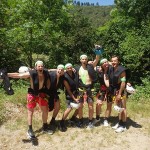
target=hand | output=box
[116,94,121,101]
[97,99,103,105]
[75,98,79,103]
[72,68,76,73]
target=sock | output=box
[28,125,32,130]
[96,115,100,120]
[89,119,93,123]
[122,121,126,128]
[70,116,76,121]
[50,117,55,124]
[119,120,123,126]
[79,118,83,124]
[104,117,108,121]
[60,120,65,126]
[43,123,48,129]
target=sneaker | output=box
[112,123,119,129]
[87,122,94,129]
[103,120,109,127]
[114,105,124,113]
[115,126,126,133]
[93,118,100,125]
[59,121,67,132]
[42,127,53,135]
[27,129,36,139]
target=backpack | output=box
[0,68,14,95]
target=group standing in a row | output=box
[8,45,131,140]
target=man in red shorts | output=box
[8,61,52,139]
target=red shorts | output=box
[27,93,48,109]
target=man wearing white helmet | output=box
[8,60,52,139]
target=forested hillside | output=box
[71,6,114,28]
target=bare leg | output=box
[62,108,72,120]
[121,98,127,122]
[88,102,94,120]
[52,100,60,118]
[78,103,83,119]
[96,100,103,117]
[40,105,48,123]
[105,102,112,118]
[27,108,34,125]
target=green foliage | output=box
[97,0,150,83]
[129,77,150,102]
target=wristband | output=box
[120,77,126,82]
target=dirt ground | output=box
[0,102,150,150]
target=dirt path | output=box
[0,103,150,150]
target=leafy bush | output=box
[129,77,150,102]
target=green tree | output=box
[5,0,69,68]
[97,0,150,83]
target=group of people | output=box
[7,45,133,140]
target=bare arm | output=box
[7,72,30,79]
[118,71,126,95]
[48,69,57,72]
[92,55,100,68]
[103,67,109,87]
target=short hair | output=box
[111,55,120,62]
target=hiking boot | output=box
[114,105,124,113]
[103,120,109,127]
[93,118,100,126]
[112,123,119,130]
[76,121,84,128]
[115,126,126,133]
[27,129,36,139]
[59,121,67,132]
[87,122,94,129]
[42,126,53,135]
[68,117,77,126]
[49,120,57,131]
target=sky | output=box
[77,0,114,6]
